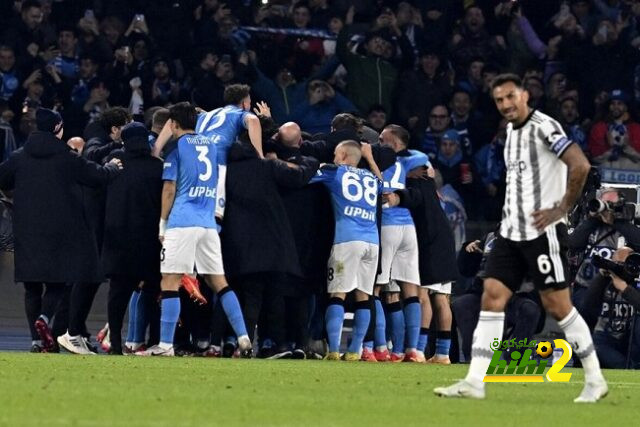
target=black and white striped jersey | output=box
[499,110,573,242]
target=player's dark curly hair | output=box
[491,73,523,91]
[224,84,251,105]
[169,102,197,131]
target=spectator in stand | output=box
[48,26,79,81]
[419,104,450,158]
[336,7,414,115]
[366,105,388,133]
[432,129,482,221]
[143,57,182,108]
[282,2,325,78]
[474,119,506,221]
[0,46,20,102]
[558,96,589,153]
[289,79,356,135]
[396,48,453,141]
[449,88,483,158]
[524,75,545,110]
[457,57,485,99]
[3,1,54,65]
[588,90,640,169]
[449,6,506,78]
[192,52,250,112]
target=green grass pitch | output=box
[1,353,638,426]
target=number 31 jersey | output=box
[162,133,218,230]
[311,164,382,245]
[381,150,429,226]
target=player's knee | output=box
[384,292,400,304]
[481,279,511,311]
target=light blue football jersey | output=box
[311,164,381,245]
[381,150,429,226]
[195,105,251,165]
[162,133,218,230]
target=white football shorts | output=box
[161,227,224,275]
[327,241,379,295]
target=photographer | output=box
[583,247,640,369]
[569,188,640,315]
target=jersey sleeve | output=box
[406,150,431,170]
[309,164,337,184]
[162,148,179,181]
[241,111,254,129]
[540,119,573,158]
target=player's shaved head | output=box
[335,139,362,166]
[279,122,302,148]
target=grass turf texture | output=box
[0,353,638,426]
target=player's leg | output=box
[384,289,405,361]
[435,235,521,398]
[138,228,195,356]
[196,228,251,356]
[418,287,432,359]
[345,290,371,360]
[325,242,357,360]
[534,225,606,402]
[427,286,453,364]
[374,227,400,358]
[345,242,378,361]
[540,287,607,402]
[393,225,422,360]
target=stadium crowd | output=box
[0,0,640,368]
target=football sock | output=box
[348,301,371,354]
[159,291,180,348]
[374,297,387,350]
[435,330,452,357]
[418,328,429,353]
[387,301,405,354]
[218,287,248,338]
[325,298,345,353]
[558,307,605,383]
[133,289,147,343]
[403,297,420,351]
[125,291,140,343]
[363,341,373,349]
[465,311,504,386]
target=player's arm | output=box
[246,115,264,159]
[152,120,173,158]
[159,180,176,242]
[361,143,383,181]
[532,136,590,230]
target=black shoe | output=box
[222,341,236,358]
[257,347,275,359]
[30,343,44,353]
[108,348,123,356]
[239,348,253,359]
[291,348,306,359]
[83,336,98,353]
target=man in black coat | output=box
[102,122,163,354]
[0,108,122,353]
[386,170,459,363]
[66,106,132,349]
[222,141,319,356]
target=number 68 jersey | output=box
[311,164,382,245]
[162,133,219,230]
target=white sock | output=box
[558,307,605,384]
[465,311,505,386]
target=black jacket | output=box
[396,176,459,284]
[101,139,163,280]
[0,131,120,283]
[222,143,319,278]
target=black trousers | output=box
[107,277,140,353]
[23,282,67,340]
[236,273,285,346]
[68,282,101,337]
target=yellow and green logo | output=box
[483,339,572,383]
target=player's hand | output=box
[407,166,430,180]
[465,240,482,253]
[360,142,374,160]
[611,273,629,292]
[253,101,271,118]
[109,158,123,169]
[383,192,400,207]
[531,205,565,231]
